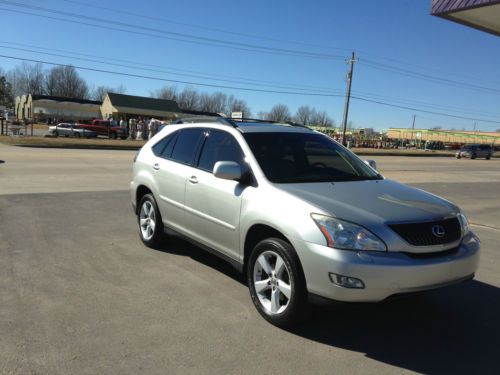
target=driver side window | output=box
[197,130,244,173]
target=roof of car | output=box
[235,123,313,133]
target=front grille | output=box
[402,247,459,259]
[389,218,461,246]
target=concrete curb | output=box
[13,144,141,151]
[6,143,499,158]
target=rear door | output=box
[183,129,247,260]
[153,128,205,232]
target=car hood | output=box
[276,179,458,226]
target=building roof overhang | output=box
[432,0,500,36]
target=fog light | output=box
[329,273,365,289]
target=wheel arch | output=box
[136,185,153,214]
[243,224,306,284]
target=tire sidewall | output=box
[247,238,307,327]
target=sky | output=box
[1,0,499,132]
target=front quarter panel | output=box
[239,184,327,261]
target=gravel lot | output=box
[1,144,499,374]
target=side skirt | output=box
[163,226,244,273]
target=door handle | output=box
[152,163,160,170]
[188,176,198,184]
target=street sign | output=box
[231,111,243,120]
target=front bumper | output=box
[294,232,480,302]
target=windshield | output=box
[243,132,382,183]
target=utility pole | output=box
[341,51,356,146]
[411,114,416,147]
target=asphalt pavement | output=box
[1,145,499,374]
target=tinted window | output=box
[243,132,381,183]
[198,130,244,172]
[152,132,178,157]
[170,129,204,164]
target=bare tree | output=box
[256,111,267,120]
[152,85,178,101]
[45,65,88,98]
[295,105,314,125]
[90,84,126,101]
[311,110,334,127]
[210,92,228,114]
[177,86,199,110]
[7,62,45,97]
[198,92,213,112]
[226,95,251,117]
[267,104,291,122]
[0,74,14,108]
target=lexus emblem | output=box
[432,225,446,238]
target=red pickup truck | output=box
[76,119,127,139]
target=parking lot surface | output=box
[1,144,499,374]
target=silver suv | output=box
[131,119,480,326]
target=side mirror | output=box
[364,159,377,170]
[213,161,242,181]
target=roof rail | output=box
[229,117,310,130]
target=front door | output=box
[183,129,247,261]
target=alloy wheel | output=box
[139,201,156,241]
[253,250,292,315]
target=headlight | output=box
[311,214,387,251]
[458,212,469,236]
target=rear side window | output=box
[152,132,178,158]
[170,128,205,165]
[198,130,244,172]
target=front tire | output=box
[137,194,165,248]
[247,238,308,327]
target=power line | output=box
[5,41,496,118]
[347,90,500,118]
[0,40,338,92]
[0,1,345,61]
[57,0,353,54]
[3,53,499,124]
[0,54,347,97]
[0,44,344,94]
[56,0,500,89]
[5,0,499,97]
[360,59,500,95]
[351,96,500,124]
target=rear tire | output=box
[247,238,308,327]
[137,194,165,248]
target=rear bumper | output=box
[294,231,480,302]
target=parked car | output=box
[130,119,480,327]
[76,119,127,139]
[47,123,97,138]
[456,144,492,159]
